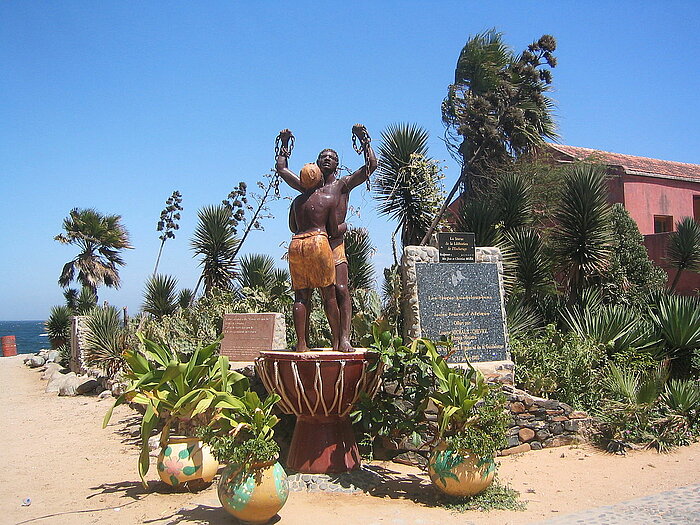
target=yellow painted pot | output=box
[156,436,219,487]
[428,441,495,497]
[218,460,289,525]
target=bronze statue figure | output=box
[276,125,377,352]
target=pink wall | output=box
[623,175,700,235]
[644,233,700,295]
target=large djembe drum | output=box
[255,349,383,474]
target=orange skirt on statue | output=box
[288,231,336,290]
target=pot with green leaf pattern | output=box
[157,436,219,487]
[218,458,288,524]
[428,440,495,497]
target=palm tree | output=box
[666,217,700,291]
[551,164,612,303]
[374,123,444,256]
[191,205,239,295]
[55,208,133,299]
[142,274,178,317]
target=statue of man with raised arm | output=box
[276,125,377,352]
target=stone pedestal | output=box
[255,350,382,474]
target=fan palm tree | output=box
[191,205,239,295]
[142,274,178,318]
[55,208,133,299]
[666,217,700,291]
[551,164,612,303]
[374,123,444,254]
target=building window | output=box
[654,215,673,233]
[694,195,700,222]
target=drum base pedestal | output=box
[287,415,360,474]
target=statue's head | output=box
[300,163,323,190]
[316,149,339,175]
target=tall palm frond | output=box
[191,205,239,294]
[374,123,444,248]
[344,227,376,291]
[666,217,700,291]
[551,164,612,301]
[142,274,178,318]
[55,208,133,298]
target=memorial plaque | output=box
[438,232,475,263]
[220,313,283,362]
[416,262,507,363]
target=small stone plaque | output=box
[416,262,507,362]
[221,313,284,362]
[438,232,475,263]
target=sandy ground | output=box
[1,355,699,525]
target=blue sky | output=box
[1,2,699,320]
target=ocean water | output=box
[0,320,48,355]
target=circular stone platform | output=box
[286,466,382,493]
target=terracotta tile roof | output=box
[546,144,700,181]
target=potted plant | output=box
[425,341,509,497]
[103,333,248,488]
[198,390,289,525]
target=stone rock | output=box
[536,430,552,441]
[510,401,526,413]
[507,435,520,448]
[76,378,99,394]
[544,435,578,448]
[546,409,564,416]
[41,363,63,380]
[46,372,71,393]
[551,415,568,422]
[569,410,588,419]
[500,443,531,456]
[530,441,543,451]
[111,382,126,397]
[97,389,112,400]
[46,350,60,363]
[518,428,536,442]
[27,356,46,368]
[58,373,81,396]
[563,419,580,432]
[552,423,564,435]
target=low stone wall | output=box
[499,384,593,455]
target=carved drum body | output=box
[255,350,382,474]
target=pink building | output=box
[546,144,700,294]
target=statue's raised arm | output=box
[275,129,304,192]
[343,124,378,193]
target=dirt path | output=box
[1,355,698,525]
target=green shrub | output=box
[511,324,606,411]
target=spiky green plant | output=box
[666,217,700,291]
[142,274,178,318]
[374,123,444,250]
[648,294,700,376]
[456,199,502,247]
[345,227,376,291]
[505,228,552,303]
[551,164,613,302]
[495,172,533,232]
[191,205,239,294]
[177,288,195,309]
[46,305,72,349]
[75,286,97,314]
[83,306,130,377]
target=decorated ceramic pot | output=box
[428,441,495,497]
[156,436,219,487]
[218,460,289,524]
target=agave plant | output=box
[142,274,178,318]
[648,294,700,376]
[662,378,700,425]
[76,286,97,314]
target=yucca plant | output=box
[456,199,502,247]
[178,288,195,309]
[666,217,700,291]
[46,305,72,351]
[551,164,613,303]
[83,306,130,378]
[103,333,249,486]
[662,379,700,426]
[495,172,533,232]
[142,274,178,318]
[648,294,700,376]
[191,205,240,295]
[505,228,553,303]
[76,286,97,314]
[345,227,376,292]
